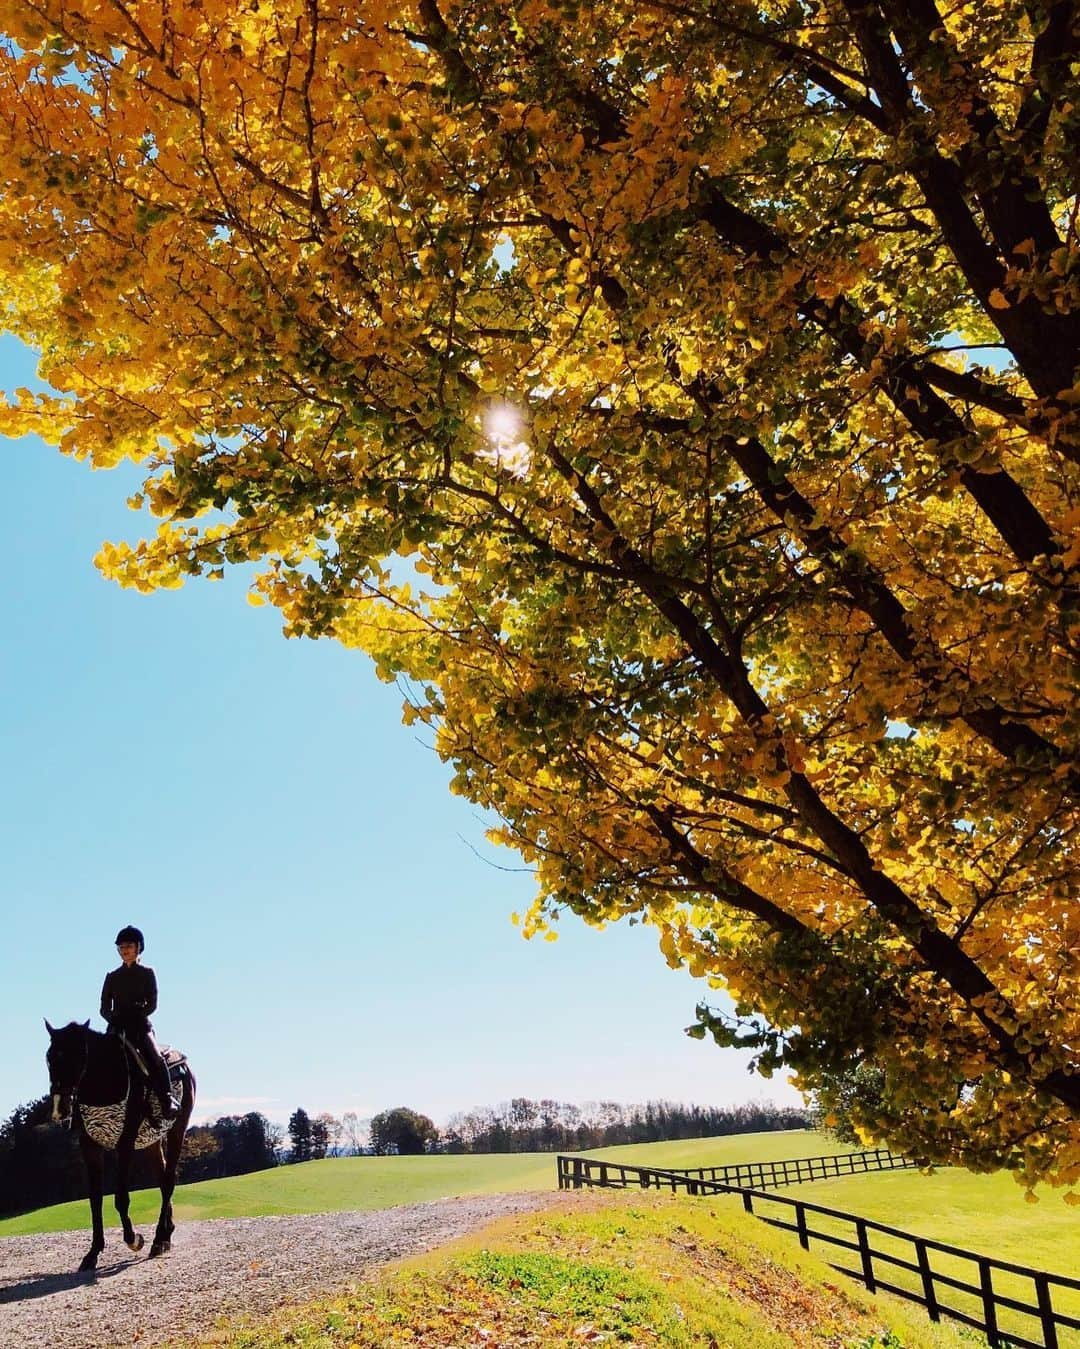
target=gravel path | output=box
[0,1191,565,1348]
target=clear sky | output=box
[0,332,803,1130]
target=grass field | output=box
[769,1165,1080,1347]
[183,1190,975,1349]
[580,1129,856,1167]
[7,1130,1079,1345]
[5,1127,1078,1337]
[0,1129,840,1238]
[0,1151,556,1236]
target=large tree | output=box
[369,1107,439,1156]
[0,0,1077,1189]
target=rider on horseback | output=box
[100,926,178,1120]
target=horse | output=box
[45,1019,196,1271]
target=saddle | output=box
[115,1033,188,1088]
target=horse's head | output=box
[45,1019,90,1127]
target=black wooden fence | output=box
[558,1146,915,1192]
[556,1153,1080,1349]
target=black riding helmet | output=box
[115,925,145,954]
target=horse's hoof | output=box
[126,1234,144,1252]
[78,1254,99,1272]
[149,1241,170,1258]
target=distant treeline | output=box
[0,1094,808,1217]
[0,1097,285,1218]
[440,1098,810,1154]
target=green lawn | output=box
[0,1130,842,1238]
[769,1165,1080,1347]
[775,1165,1080,1277]
[0,1151,558,1236]
[5,1130,1078,1344]
[580,1128,854,1168]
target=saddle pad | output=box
[79,1101,174,1151]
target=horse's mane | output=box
[51,1020,102,1038]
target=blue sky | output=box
[0,333,802,1129]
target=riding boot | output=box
[142,1036,178,1119]
[154,1061,178,1119]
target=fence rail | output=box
[556,1147,913,1194]
[555,1153,1080,1349]
[661,1146,915,1190]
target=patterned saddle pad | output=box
[79,1045,188,1149]
[79,1096,177,1150]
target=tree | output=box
[340,1111,370,1156]
[310,1115,330,1160]
[287,1108,313,1164]
[810,1062,889,1149]
[0,1097,83,1216]
[0,0,1077,1190]
[370,1108,439,1156]
[315,1112,344,1157]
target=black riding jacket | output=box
[100,962,158,1031]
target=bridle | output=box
[47,1026,89,1129]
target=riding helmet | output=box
[115,925,145,953]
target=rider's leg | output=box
[133,1028,177,1118]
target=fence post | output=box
[856,1220,876,1293]
[743,1191,754,1214]
[796,1202,809,1251]
[979,1259,999,1346]
[1035,1272,1058,1349]
[573,1157,584,1189]
[915,1240,939,1321]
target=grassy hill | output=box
[5,1129,1078,1315]
[0,1151,555,1236]
[776,1164,1080,1282]
[182,1191,974,1349]
[0,1129,840,1237]
[7,1131,1078,1345]
[579,1128,855,1167]
[772,1164,1080,1346]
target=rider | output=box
[100,926,178,1120]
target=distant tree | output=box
[315,1113,343,1158]
[177,1126,223,1183]
[266,1117,286,1162]
[178,1113,278,1181]
[0,1096,82,1216]
[287,1108,313,1164]
[340,1112,369,1157]
[310,1116,330,1161]
[236,1112,279,1172]
[370,1108,439,1156]
[430,1097,808,1154]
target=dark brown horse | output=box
[45,1020,196,1271]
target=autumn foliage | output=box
[1,0,1078,1187]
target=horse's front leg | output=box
[78,1135,106,1272]
[152,1067,192,1257]
[148,1139,173,1257]
[114,1133,145,1253]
